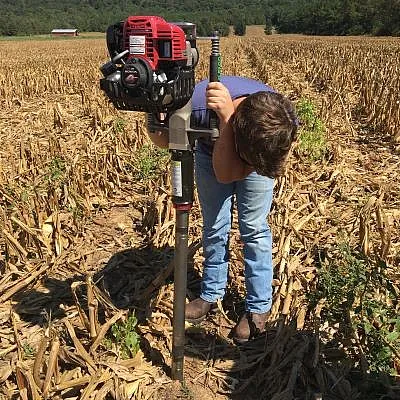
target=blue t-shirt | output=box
[191,75,275,128]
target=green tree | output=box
[233,18,246,36]
[0,14,19,36]
[0,0,399,37]
[265,13,273,35]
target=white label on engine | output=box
[129,36,146,54]
[171,161,183,197]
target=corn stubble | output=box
[0,36,399,399]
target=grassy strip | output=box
[0,32,104,41]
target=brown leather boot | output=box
[185,298,217,324]
[231,312,269,344]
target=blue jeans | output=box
[194,145,274,314]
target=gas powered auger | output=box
[100,15,220,382]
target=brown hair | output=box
[232,91,298,178]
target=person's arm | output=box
[206,82,254,183]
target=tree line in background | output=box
[265,0,400,36]
[0,0,399,37]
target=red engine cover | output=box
[123,16,187,70]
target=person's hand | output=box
[206,82,234,124]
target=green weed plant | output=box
[22,342,35,359]
[47,156,66,184]
[105,313,140,359]
[296,98,327,161]
[312,240,400,378]
[133,144,169,181]
[113,117,127,134]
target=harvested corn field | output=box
[0,33,399,400]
